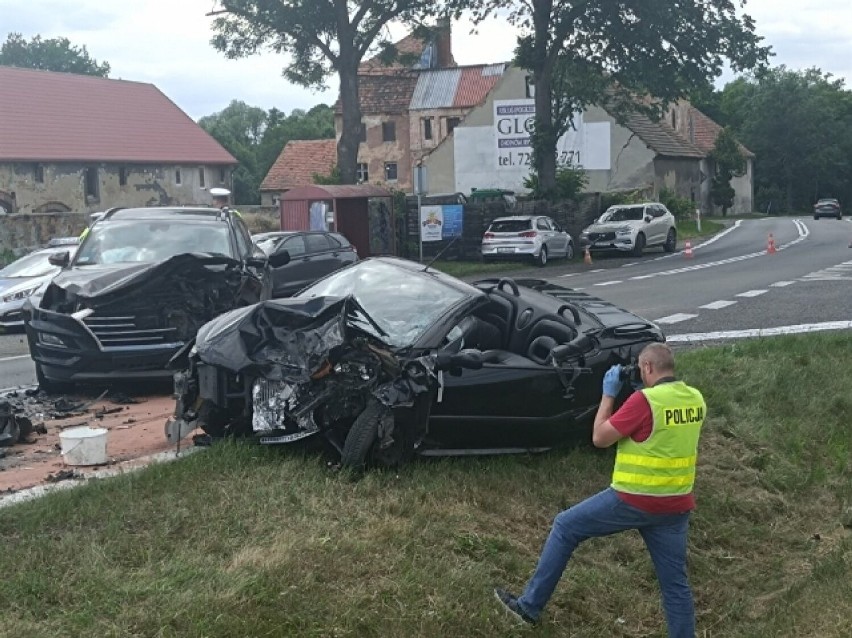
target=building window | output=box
[119,167,128,186]
[525,75,536,98]
[199,167,206,188]
[357,162,369,183]
[84,167,99,201]
[34,164,44,183]
[382,121,396,142]
[446,117,461,135]
[359,123,367,143]
[219,167,227,184]
[384,162,398,182]
[175,168,182,185]
[423,118,433,141]
[671,111,677,129]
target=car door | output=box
[535,217,555,255]
[546,217,568,256]
[650,205,668,245]
[270,234,308,297]
[302,233,345,284]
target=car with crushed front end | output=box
[166,257,665,469]
[24,206,288,393]
[580,203,677,257]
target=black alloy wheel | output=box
[632,233,646,257]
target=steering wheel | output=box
[497,278,520,296]
[558,304,581,325]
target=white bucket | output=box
[59,426,109,466]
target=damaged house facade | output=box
[0,66,237,215]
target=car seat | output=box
[477,294,517,349]
[525,318,578,365]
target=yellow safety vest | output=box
[79,227,90,240]
[611,381,706,497]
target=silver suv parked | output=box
[481,215,574,267]
[580,203,677,257]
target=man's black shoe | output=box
[494,588,537,625]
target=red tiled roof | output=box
[688,106,754,158]
[260,139,337,192]
[336,71,420,116]
[359,34,428,74]
[0,66,236,164]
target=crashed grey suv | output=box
[24,207,281,392]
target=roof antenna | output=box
[422,234,461,272]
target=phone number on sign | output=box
[497,150,582,167]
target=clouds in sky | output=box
[2,0,851,120]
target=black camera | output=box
[619,362,641,385]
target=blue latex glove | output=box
[602,365,624,397]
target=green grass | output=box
[1,334,850,637]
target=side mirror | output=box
[550,335,594,363]
[246,256,267,269]
[48,251,70,267]
[267,249,291,268]
[644,216,652,223]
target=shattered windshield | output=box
[298,260,469,347]
[74,220,233,265]
[599,207,645,223]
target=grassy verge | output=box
[1,334,850,637]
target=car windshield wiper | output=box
[422,235,461,272]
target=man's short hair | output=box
[639,342,674,373]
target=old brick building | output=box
[0,66,237,215]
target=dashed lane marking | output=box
[655,313,699,325]
[594,280,622,286]
[771,281,797,287]
[736,290,768,298]
[700,300,737,310]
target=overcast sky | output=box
[4,1,852,121]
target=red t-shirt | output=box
[608,390,696,514]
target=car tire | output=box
[838,214,843,220]
[536,246,548,267]
[565,241,575,260]
[632,233,645,257]
[35,362,72,395]
[341,398,383,469]
[664,228,677,253]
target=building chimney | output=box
[435,17,453,68]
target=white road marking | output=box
[736,290,768,298]
[0,355,31,362]
[621,262,640,267]
[590,268,605,273]
[700,300,737,310]
[594,280,622,286]
[771,281,797,287]
[667,321,852,342]
[655,313,699,324]
[560,273,578,278]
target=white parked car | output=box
[0,245,78,330]
[481,215,575,267]
[580,203,677,257]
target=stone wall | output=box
[0,212,89,262]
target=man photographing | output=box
[495,342,706,637]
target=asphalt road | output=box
[1,216,850,389]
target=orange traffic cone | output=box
[683,240,693,258]
[583,245,593,265]
[767,233,776,254]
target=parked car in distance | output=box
[24,207,284,392]
[481,216,574,267]
[580,203,677,257]
[166,257,665,468]
[0,243,78,331]
[813,198,842,220]
[252,231,358,298]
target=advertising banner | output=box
[420,205,443,242]
[441,204,463,239]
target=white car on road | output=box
[580,203,677,257]
[481,215,575,267]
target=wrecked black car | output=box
[24,207,277,393]
[166,257,665,468]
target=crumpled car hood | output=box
[194,295,356,381]
[45,253,241,301]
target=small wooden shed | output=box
[280,185,395,258]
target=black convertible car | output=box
[166,257,665,467]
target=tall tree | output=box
[718,67,852,213]
[709,127,746,216]
[0,33,110,76]
[208,1,444,184]
[457,1,769,192]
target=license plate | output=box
[497,247,514,253]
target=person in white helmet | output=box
[209,187,241,218]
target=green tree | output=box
[258,104,335,180]
[717,67,852,212]
[709,127,747,216]
[0,33,110,76]
[209,1,445,184]
[456,1,769,192]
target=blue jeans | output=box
[516,488,695,637]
